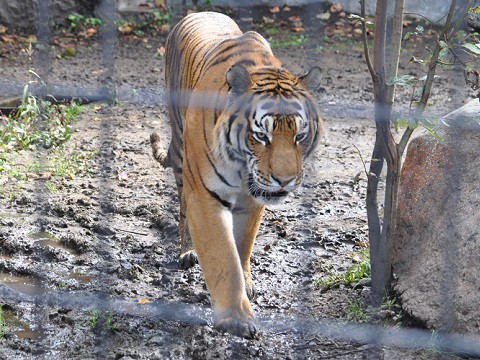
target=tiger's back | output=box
[165,11,281,169]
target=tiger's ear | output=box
[226,64,251,94]
[299,66,321,92]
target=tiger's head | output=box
[218,64,324,206]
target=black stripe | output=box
[236,124,244,149]
[234,59,257,68]
[226,114,237,145]
[205,186,233,209]
[204,150,235,187]
[196,167,233,209]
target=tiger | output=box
[150,11,324,338]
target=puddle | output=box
[2,308,43,340]
[0,273,49,296]
[28,232,80,256]
[68,272,94,285]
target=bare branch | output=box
[386,0,405,102]
[361,0,376,79]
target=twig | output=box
[360,0,375,80]
[352,144,369,180]
[113,227,149,236]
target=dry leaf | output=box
[283,6,291,12]
[262,16,275,24]
[291,27,305,33]
[288,15,301,22]
[138,299,150,304]
[85,28,97,38]
[269,6,280,14]
[1,35,14,43]
[94,105,103,112]
[38,172,53,180]
[157,46,165,56]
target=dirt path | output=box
[0,7,476,359]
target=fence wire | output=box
[0,0,479,359]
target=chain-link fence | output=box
[1,0,479,358]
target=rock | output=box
[0,0,97,33]
[393,99,480,334]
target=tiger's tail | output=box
[150,132,169,168]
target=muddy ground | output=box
[0,5,477,360]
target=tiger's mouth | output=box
[247,175,290,204]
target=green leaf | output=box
[439,47,450,62]
[462,42,480,55]
[410,56,424,64]
[470,6,480,14]
[423,125,445,144]
[439,40,448,48]
[415,25,424,34]
[387,74,417,86]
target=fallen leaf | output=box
[27,173,40,179]
[269,6,280,14]
[291,27,305,33]
[339,11,347,18]
[118,24,132,34]
[38,172,53,180]
[157,46,165,56]
[137,299,150,304]
[283,6,291,12]
[94,105,103,112]
[1,35,15,43]
[262,16,275,24]
[288,15,301,22]
[354,241,367,247]
[0,25,7,34]
[160,24,170,33]
[85,28,97,38]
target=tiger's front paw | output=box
[215,317,257,339]
[179,250,198,270]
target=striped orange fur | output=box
[151,11,324,338]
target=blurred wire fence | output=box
[0,0,479,358]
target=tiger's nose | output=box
[271,175,296,188]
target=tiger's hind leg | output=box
[174,170,198,270]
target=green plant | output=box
[67,14,103,33]
[57,280,67,290]
[270,34,307,48]
[345,296,367,322]
[0,305,6,338]
[45,181,57,192]
[86,310,100,330]
[316,250,371,291]
[104,311,117,334]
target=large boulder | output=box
[393,99,480,334]
[0,0,97,33]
